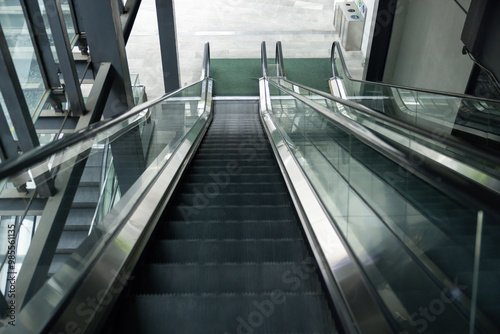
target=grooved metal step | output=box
[161,220,301,239]
[133,262,322,294]
[149,239,308,263]
[120,294,335,334]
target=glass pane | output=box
[273,78,500,179]
[0,0,47,114]
[38,0,58,62]
[331,46,500,152]
[0,80,210,323]
[0,90,17,140]
[266,80,500,332]
[59,0,76,42]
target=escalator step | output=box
[148,239,308,263]
[177,182,287,194]
[189,159,277,167]
[187,166,278,174]
[121,294,336,334]
[160,220,301,239]
[173,193,289,206]
[133,263,322,294]
[183,173,282,183]
[194,153,273,160]
[167,205,295,221]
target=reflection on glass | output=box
[0,215,38,295]
[332,46,500,150]
[273,78,500,179]
[59,0,76,42]
[0,80,210,323]
[0,0,47,115]
[266,82,499,332]
[0,90,17,140]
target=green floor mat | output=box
[211,59,262,96]
[285,58,331,93]
[210,58,331,96]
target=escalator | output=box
[105,100,338,333]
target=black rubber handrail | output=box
[0,42,212,180]
[331,41,500,104]
[200,42,210,80]
[261,41,269,78]
[275,41,286,78]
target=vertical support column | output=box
[156,0,180,93]
[43,0,86,115]
[74,0,135,118]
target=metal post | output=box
[43,0,86,115]
[156,0,180,93]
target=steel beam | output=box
[21,0,62,90]
[43,0,86,115]
[156,0,180,93]
[0,23,41,153]
[15,149,88,309]
[0,23,57,196]
[122,0,142,43]
[15,63,114,309]
[74,0,135,118]
[0,104,19,161]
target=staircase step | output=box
[66,208,95,226]
[72,186,100,207]
[55,230,88,251]
[80,166,101,185]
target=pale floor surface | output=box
[127,0,365,98]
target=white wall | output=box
[383,0,474,93]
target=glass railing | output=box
[263,77,500,333]
[0,74,212,330]
[271,77,500,184]
[331,41,500,151]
